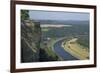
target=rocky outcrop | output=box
[21,20,41,63]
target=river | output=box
[53,38,78,60]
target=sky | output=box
[29,10,90,21]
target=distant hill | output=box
[34,20,89,25]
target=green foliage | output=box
[77,37,89,48]
[21,10,29,20]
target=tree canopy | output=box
[21,10,29,20]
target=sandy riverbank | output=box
[62,38,89,60]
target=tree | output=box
[21,10,29,20]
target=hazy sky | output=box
[29,10,89,21]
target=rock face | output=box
[21,20,41,63]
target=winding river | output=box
[53,38,78,60]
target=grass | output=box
[41,28,49,32]
[46,38,59,58]
[41,37,64,61]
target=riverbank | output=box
[53,37,78,60]
[62,38,89,60]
